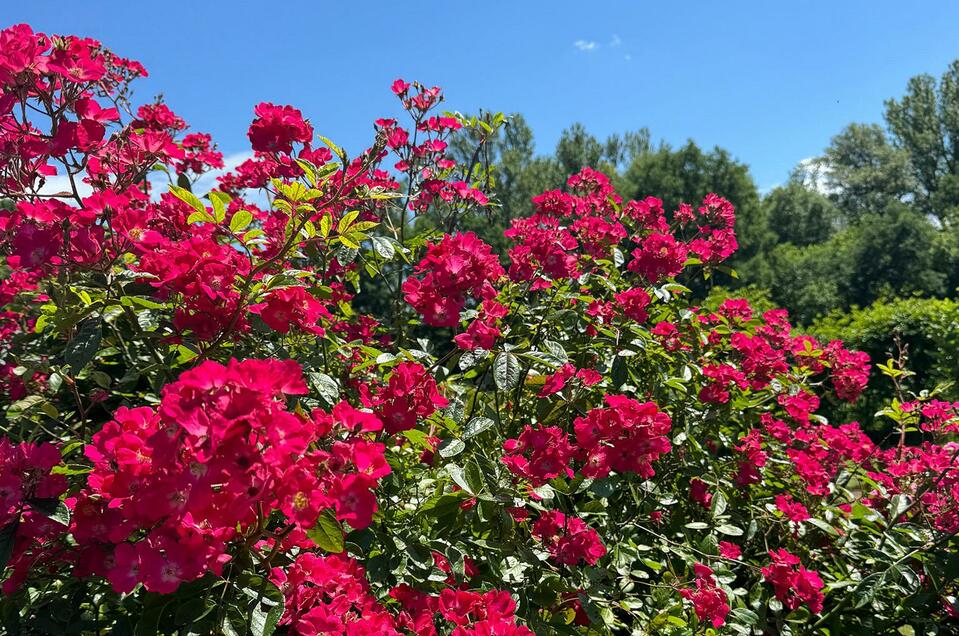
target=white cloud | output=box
[574,40,598,52]
[793,157,838,195]
[610,34,622,47]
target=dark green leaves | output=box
[63,317,102,373]
[462,416,495,439]
[493,352,521,390]
[0,519,18,571]
[438,438,466,458]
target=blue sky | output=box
[9,1,959,192]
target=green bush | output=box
[811,296,959,434]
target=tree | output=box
[885,60,959,222]
[821,123,913,219]
[748,241,846,325]
[835,202,946,307]
[763,182,841,246]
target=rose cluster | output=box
[69,359,389,594]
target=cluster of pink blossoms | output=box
[502,395,673,486]
[403,232,504,327]
[250,286,332,335]
[0,440,68,593]
[761,549,825,614]
[391,585,534,636]
[367,361,449,434]
[453,300,509,351]
[530,510,607,566]
[271,553,398,635]
[679,563,730,628]
[248,102,314,154]
[138,231,252,340]
[69,359,390,594]
[573,395,673,479]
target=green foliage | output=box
[811,296,959,430]
[763,182,842,246]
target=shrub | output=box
[0,23,957,635]
[810,296,959,434]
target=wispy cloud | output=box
[609,34,622,47]
[573,40,598,52]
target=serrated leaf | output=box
[187,210,213,224]
[493,352,521,390]
[543,340,568,364]
[372,236,395,260]
[64,317,102,373]
[448,464,474,494]
[249,596,284,636]
[716,523,744,536]
[307,509,344,553]
[462,417,495,439]
[711,491,728,518]
[209,190,231,223]
[319,214,332,238]
[308,372,339,405]
[170,185,207,216]
[229,209,253,233]
[318,135,345,161]
[338,210,360,234]
[438,438,466,458]
[338,233,361,250]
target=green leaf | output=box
[338,210,360,234]
[888,493,910,523]
[372,236,395,260]
[209,190,231,223]
[187,210,213,224]
[319,214,332,238]
[308,372,339,405]
[170,185,207,216]
[543,340,569,365]
[462,417,495,439]
[711,491,728,518]
[716,523,744,536]
[249,597,284,636]
[307,509,344,553]
[5,395,45,420]
[493,352,521,390]
[438,438,466,458]
[318,135,346,161]
[63,317,102,373]
[729,607,759,626]
[229,209,253,233]
[448,464,474,494]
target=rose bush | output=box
[1,23,958,635]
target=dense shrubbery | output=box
[1,23,958,636]
[810,297,959,432]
